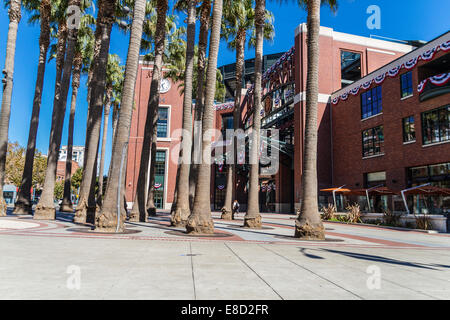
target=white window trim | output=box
[422,140,450,148]
[157,104,171,141]
[146,147,170,210]
[403,140,416,145]
[400,94,414,101]
[361,112,383,122]
[362,153,385,160]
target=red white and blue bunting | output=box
[154,183,162,190]
[217,185,225,190]
[260,182,276,192]
[214,101,234,111]
[418,73,450,93]
[263,46,295,81]
[332,39,450,105]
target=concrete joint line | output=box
[224,242,284,300]
[258,244,364,300]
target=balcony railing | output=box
[418,73,450,102]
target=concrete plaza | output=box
[1,210,450,300]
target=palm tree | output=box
[0,0,22,216]
[186,0,223,234]
[96,0,147,232]
[12,0,51,215]
[188,0,210,210]
[128,0,169,222]
[170,0,196,227]
[294,0,336,239]
[220,0,274,220]
[60,14,95,212]
[34,0,83,220]
[74,0,117,224]
[243,0,265,228]
[97,54,124,205]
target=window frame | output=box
[402,115,416,143]
[361,85,382,120]
[400,71,413,99]
[362,125,385,158]
[156,106,170,139]
[421,105,450,146]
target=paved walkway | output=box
[1,210,450,299]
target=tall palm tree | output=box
[60,14,95,212]
[34,0,83,220]
[170,0,196,227]
[97,54,124,205]
[188,0,210,210]
[294,0,336,239]
[74,0,117,224]
[243,0,265,228]
[128,0,169,222]
[96,0,147,232]
[12,0,51,215]
[220,0,274,220]
[186,0,223,234]
[0,0,22,216]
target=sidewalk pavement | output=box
[0,210,449,300]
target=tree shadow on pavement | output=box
[319,248,450,270]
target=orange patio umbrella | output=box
[320,186,352,208]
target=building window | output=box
[362,126,384,157]
[402,116,416,142]
[341,51,362,88]
[153,150,166,209]
[361,86,382,119]
[421,105,450,145]
[157,107,169,138]
[400,71,413,98]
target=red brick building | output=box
[236,24,414,213]
[56,160,80,182]
[125,60,183,209]
[331,31,450,214]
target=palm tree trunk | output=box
[13,0,51,215]
[96,0,146,232]
[244,0,263,228]
[129,0,168,222]
[60,52,82,212]
[0,0,21,216]
[74,0,115,224]
[186,0,223,234]
[222,28,245,220]
[97,91,112,206]
[170,0,196,227]
[295,0,325,240]
[34,0,81,220]
[188,0,211,211]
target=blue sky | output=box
[0,0,449,172]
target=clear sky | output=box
[0,0,449,173]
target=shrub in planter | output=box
[321,204,336,221]
[415,215,433,230]
[345,203,362,223]
[383,209,402,227]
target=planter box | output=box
[361,212,447,233]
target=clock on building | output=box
[160,78,171,93]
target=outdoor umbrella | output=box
[320,186,352,208]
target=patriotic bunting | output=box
[214,102,234,111]
[332,38,450,105]
[418,73,450,93]
[154,183,162,190]
[217,185,225,190]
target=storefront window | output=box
[362,126,384,157]
[421,105,450,145]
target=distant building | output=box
[56,160,80,182]
[59,146,84,167]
